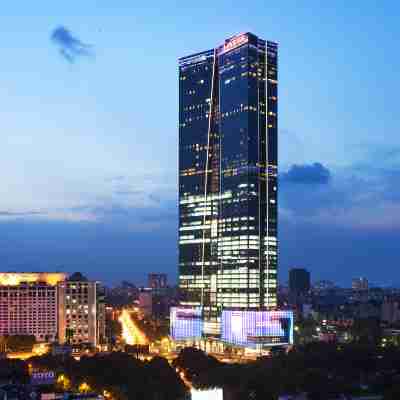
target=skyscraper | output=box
[178,33,278,332]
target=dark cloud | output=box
[0,201,398,287]
[70,199,177,233]
[1,155,398,286]
[0,219,176,286]
[280,161,400,231]
[50,26,93,63]
[281,162,331,185]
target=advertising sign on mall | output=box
[170,307,203,341]
[221,310,294,348]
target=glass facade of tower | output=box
[179,33,278,329]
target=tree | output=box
[351,318,381,345]
[5,335,36,352]
[65,328,74,345]
[173,347,220,380]
[295,316,317,345]
[384,383,400,400]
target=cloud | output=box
[280,161,400,231]
[50,26,93,63]
[0,210,43,217]
[114,190,143,196]
[105,176,126,183]
[280,162,331,185]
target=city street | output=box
[119,309,148,345]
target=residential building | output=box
[58,272,104,347]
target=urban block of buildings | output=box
[0,272,105,347]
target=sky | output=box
[1,1,399,286]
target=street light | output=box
[79,382,91,393]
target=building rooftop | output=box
[0,272,66,286]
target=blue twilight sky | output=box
[1,1,399,287]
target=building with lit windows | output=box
[177,32,279,342]
[58,272,105,347]
[0,272,105,347]
[0,272,66,342]
[352,277,369,292]
[148,273,168,291]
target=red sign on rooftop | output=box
[222,34,248,54]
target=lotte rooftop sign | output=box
[220,33,249,54]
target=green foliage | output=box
[0,359,29,382]
[295,316,318,345]
[350,317,382,345]
[175,343,400,399]
[65,328,74,345]
[173,347,220,381]
[384,383,400,400]
[28,352,188,400]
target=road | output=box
[119,309,148,345]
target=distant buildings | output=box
[352,277,369,291]
[312,280,335,292]
[138,283,177,320]
[148,273,167,291]
[138,290,153,317]
[382,297,400,324]
[105,281,138,307]
[0,272,105,347]
[289,268,310,296]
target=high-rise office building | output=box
[178,33,278,332]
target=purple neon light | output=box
[221,310,294,347]
[170,307,203,341]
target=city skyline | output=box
[0,1,399,286]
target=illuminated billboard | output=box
[30,371,55,385]
[191,388,223,400]
[170,307,203,341]
[221,310,293,347]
